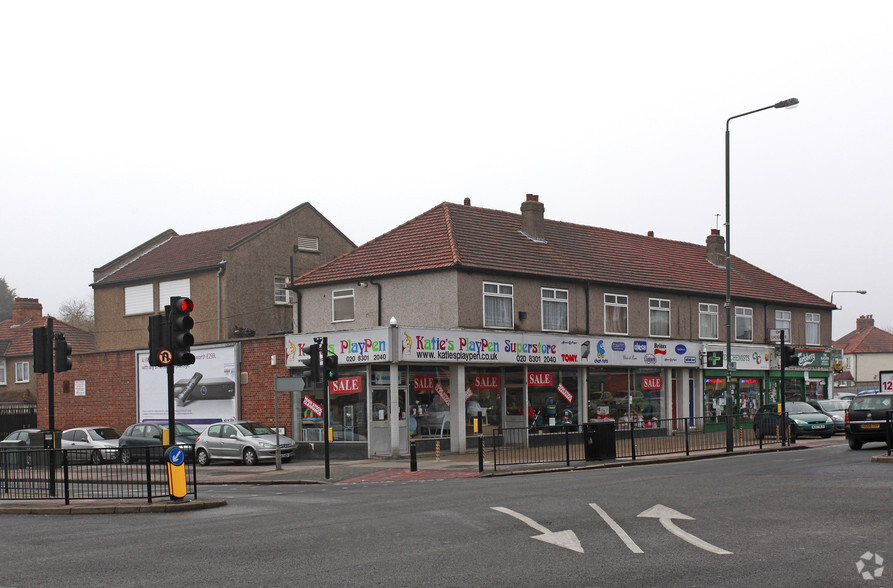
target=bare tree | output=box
[58,297,94,332]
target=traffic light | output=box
[54,333,72,372]
[301,343,320,383]
[782,345,799,368]
[324,352,339,382]
[33,327,49,374]
[147,314,170,367]
[169,297,195,366]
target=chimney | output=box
[706,229,725,266]
[857,315,875,331]
[12,297,43,324]
[521,194,545,241]
[463,197,471,206]
[647,230,654,238]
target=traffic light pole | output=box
[46,318,55,431]
[780,331,788,445]
[320,337,331,480]
[167,362,176,446]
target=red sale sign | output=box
[472,374,500,389]
[413,376,435,391]
[302,395,323,417]
[527,372,553,387]
[557,382,573,403]
[434,381,450,407]
[330,376,362,395]
[642,376,663,390]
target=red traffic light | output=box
[174,297,194,313]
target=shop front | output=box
[768,347,833,403]
[701,344,773,422]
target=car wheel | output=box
[91,450,103,465]
[242,447,258,466]
[847,437,863,450]
[121,448,134,464]
[196,448,211,467]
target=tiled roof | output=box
[0,317,96,357]
[833,325,893,353]
[293,201,832,308]
[93,219,273,286]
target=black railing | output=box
[887,411,892,457]
[484,416,788,471]
[0,445,197,504]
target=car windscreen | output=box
[787,402,817,414]
[236,422,275,436]
[851,396,893,410]
[88,428,120,440]
[818,400,848,412]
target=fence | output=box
[0,405,37,439]
[0,445,197,504]
[485,415,789,471]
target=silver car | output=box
[195,421,296,466]
[61,427,121,464]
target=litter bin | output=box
[584,421,616,461]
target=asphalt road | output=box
[1,439,889,587]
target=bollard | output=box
[478,435,484,473]
[435,440,441,461]
[410,441,417,472]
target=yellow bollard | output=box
[435,440,441,461]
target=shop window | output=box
[332,289,355,322]
[15,361,29,384]
[299,371,367,442]
[483,282,513,328]
[735,307,753,341]
[588,368,663,425]
[528,368,579,428]
[408,367,451,438]
[541,288,568,332]
[775,310,792,342]
[699,303,718,339]
[274,276,295,305]
[465,368,503,428]
[649,298,670,337]
[604,294,628,335]
[805,313,820,345]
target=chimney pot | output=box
[463,197,471,206]
[705,230,725,266]
[647,231,654,238]
[520,195,545,241]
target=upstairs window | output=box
[0,362,6,385]
[15,361,29,384]
[805,313,820,345]
[649,298,671,337]
[483,282,513,328]
[776,310,792,342]
[735,307,753,341]
[124,284,153,315]
[541,288,568,332]
[158,279,190,308]
[699,303,718,339]
[604,294,628,335]
[274,276,296,305]
[332,289,355,322]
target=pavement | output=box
[1,436,888,514]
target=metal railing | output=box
[483,415,789,472]
[0,445,197,504]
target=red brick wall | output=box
[35,337,295,436]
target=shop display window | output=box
[408,367,451,438]
[299,371,368,442]
[588,368,664,426]
[528,368,579,429]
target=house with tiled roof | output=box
[833,315,893,392]
[283,195,836,458]
[91,203,355,351]
[0,298,95,403]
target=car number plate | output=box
[810,425,825,429]
[862,423,881,429]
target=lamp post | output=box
[830,289,867,310]
[725,98,799,427]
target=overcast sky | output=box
[2,1,889,340]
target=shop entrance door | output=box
[369,386,410,456]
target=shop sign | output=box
[703,345,772,371]
[465,387,474,401]
[434,382,450,407]
[472,374,500,389]
[528,372,553,387]
[302,395,323,417]
[557,382,573,402]
[330,376,362,395]
[642,376,663,390]
[284,328,391,368]
[413,376,435,391]
[788,348,831,370]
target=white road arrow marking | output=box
[491,507,584,553]
[590,503,644,554]
[637,504,732,555]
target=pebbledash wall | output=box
[35,337,294,437]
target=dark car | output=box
[808,399,848,434]
[118,421,200,464]
[753,402,834,439]
[845,393,893,450]
[0,429,57,466]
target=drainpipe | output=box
[370,280,382,326]
[584,281,591,333]
[216,262,226,340]
[290,256,302,333]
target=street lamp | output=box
[830,289,867,310]
[725,98,799,425]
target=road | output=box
[0,439,889,587]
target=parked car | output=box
[845,393,893,450]
[195,421,296,466]
[118,421,200,464]
[753,402,834,439]
[61,427,121,464]
[807,399,849,434]
[0,429,56,467]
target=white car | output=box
[61,427,121,464]
[195,421,296,466]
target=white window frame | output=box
[0,362,6,385]
[274,276,296,305]
[604,294,628,335]
[649,298,671,338]
[483,282,514,329]
[124,284,154,316]
[805,312,820,346]
[735,306,754,342]
[15,361,29,384]
[332,289,355,323]
[776,310,792,341]
[158,279,190,308]
[541,288,568,332]
[699,303,718,340]
[297,235,319,252]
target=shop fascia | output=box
[702,343,773,371]
[286,327,703,368]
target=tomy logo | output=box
[634,341,647,353]
[612,342,625,352]
[675,344,687,354]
